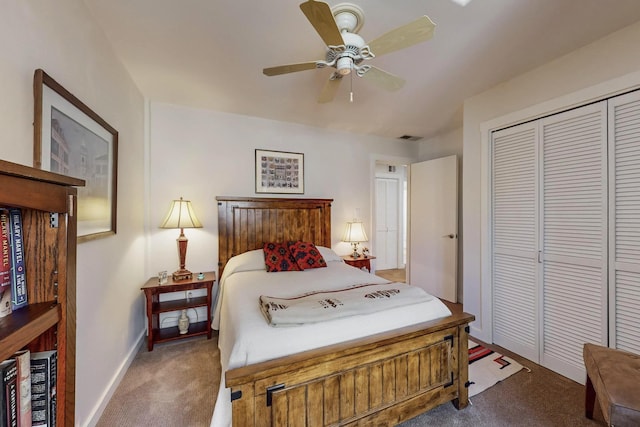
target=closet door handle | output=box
[443,234,456,239]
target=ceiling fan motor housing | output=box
[325,31,372,75]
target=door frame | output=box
[370,155,412,273]
[375,175,402,269]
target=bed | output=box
[213,196,475,426]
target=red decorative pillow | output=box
[263,242,301,272]
[288,241,327,270]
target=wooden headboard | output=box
[216,196,333,275]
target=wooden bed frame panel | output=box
[216,196,475,426]
[217,197,332,276]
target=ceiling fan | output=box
[263,0,436,103]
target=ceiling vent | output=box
[398,135,423,141]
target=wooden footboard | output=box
[226,312,475,426]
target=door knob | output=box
[442,234,456,239]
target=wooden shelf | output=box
[152,296,208,314]
[154,320,209,344]
[0,302,59,361]
[0,158,82,426]
[141,272,216,351]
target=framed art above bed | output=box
[255,149,304,194]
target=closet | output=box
[609,91,640,354]
[491,91,640,383]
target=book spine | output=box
[30,351,56,427]
[48,355,55,427]
[12,351,30,427]
[29,359,49,427]
[8,209,26,311]
[0,210,11,318]
[1,359,18,427]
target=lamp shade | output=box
[159,197,203,229]
[342,221,368,243]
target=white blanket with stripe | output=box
[260,282,433,327]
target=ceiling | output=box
[83,0,640,141]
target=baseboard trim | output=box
[82,330,145,427]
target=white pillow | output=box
[317,246,344,263]
[220,249,266,280]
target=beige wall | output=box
[0,1,146,425]
[462,21,640,340]
[147,102,420,279]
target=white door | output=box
[375,177,400,270]
[539,101,608,384]
[491,122,540,362]
[609,90,640,355]
[409,155,458,302]
[490,102,608,384]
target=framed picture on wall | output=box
[33,68,118,243]
[255,149,304,194]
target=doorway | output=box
[374,162,407,281]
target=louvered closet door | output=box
[539,102,608,384]
[491,122,539,362]
[609,91,640,354]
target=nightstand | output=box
[141,271,215,351]
[342,255,376,272]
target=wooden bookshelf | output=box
[0,159,84,426]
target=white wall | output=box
[418,128,462,160]
[462,21,640,340]
[0,1,146,425]
[147,102,419,283]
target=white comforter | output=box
[210,248,452,427]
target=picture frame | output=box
[255,149,304,194]
[33,69,118,243]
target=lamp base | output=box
[172,269,193,281]
[351,242,360,258]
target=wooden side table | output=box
[342,255,376,272]
[141,271,215,351]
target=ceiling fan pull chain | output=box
[350,64,354,103]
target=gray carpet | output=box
[97,337,219,427]
[97,335,606,427]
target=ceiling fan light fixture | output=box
[337,56,352,75]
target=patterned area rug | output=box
[468,339,523,397]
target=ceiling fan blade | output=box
[318,74,342,103]
[367,16,436,57]
[263,61,319,76]
[299,0,344,47]
[361,66,405,91]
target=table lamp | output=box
[342,221,368,258]
[160,197,203,281]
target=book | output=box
[0,209,11,318]
[11,351,30,427]
[7,209,26,311]
[30,351,56,427]
[0,358,18,427]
